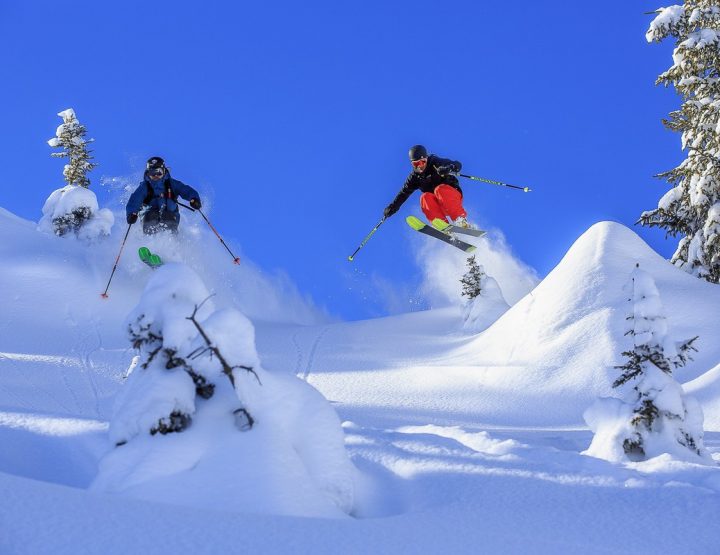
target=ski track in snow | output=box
[301,326,330,381]
[290,330,304,378]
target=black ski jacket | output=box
[385,154,463,215]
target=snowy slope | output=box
[0,207,329,421]
[260,222,720,430]
[452,221,720,426]
[1,209,720,554]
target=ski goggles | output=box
[148,167,165,178]
[411,158,428,168]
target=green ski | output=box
[406,216,476,253]
[138,247,163,268]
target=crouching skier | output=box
[383,144,471,228]
[126,156,201,234]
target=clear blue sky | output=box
[1,1,682,320]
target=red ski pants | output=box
[420,185,467,223]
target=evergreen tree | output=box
[640,3,720,283]
[47,108,97,188]
[613,264,704,461]
[460,255,485,300]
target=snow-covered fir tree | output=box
[640,3,720,283]
[460,255,485,300]
[585,264,711,463]
[40,108,112,237]
[460,256,510,333]
[47,108,97,188]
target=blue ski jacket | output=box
[126,173,200,218]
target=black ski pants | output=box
[142,207,180,234]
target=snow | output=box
[462,272,509,333]
[37,185,113,239]
[646,6,685,43]
[415,225,538,307]
[1,206,720,553]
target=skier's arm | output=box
[172,179,201,205]
[433,156,462,176]
[384,176,417,218]
[126,183,147,216]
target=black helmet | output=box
[146,156,166,171]
[408,145,428,161]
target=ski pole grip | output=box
[177,201,196,211]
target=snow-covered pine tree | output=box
[640,3,720,283]
[41,109,112,237]
[612,264,706,461]
[47,108,97,188]
[460,255,485,300]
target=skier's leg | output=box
[142,208,161,234]
[160,210,180,233]
[420,192,449,223]
[434,185,467,220]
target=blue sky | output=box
[1,1,682,320]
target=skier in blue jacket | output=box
[126,157,201,234]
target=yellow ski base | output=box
[431,218,451,232]
[406,215,426,231]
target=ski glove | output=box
[127,212,138,224]
[383,205,397,219]
[435,165,456,177]
[190,198,202,210]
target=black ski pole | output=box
[101,223,133,298]
[458,173,531,192]
[179,202,240,265]
[348,217,385,262]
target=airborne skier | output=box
[383,145,470,228]
[126,156,202,235]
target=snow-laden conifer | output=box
[40,109,112,237]
[460,255,485,300]
[460,255,509,333]
[640,3,720,282]
[584,264,712,463]
[47,108,96,188]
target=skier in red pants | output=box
[383,144,470,227]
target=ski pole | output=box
[458,173,531,192]
[176,201,195,212]
[348,217,385,262]
[101,223,133,298]
[179,203,240,265]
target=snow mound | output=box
[38,185,113,239]
[449,221,720,425]
[462,273,509,334]
[91,263,355,518]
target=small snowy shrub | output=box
[460,255,484,300]
[114,265,257,443]
[460,256,509,333]
[93,264,355,517]
[584,264,712,464]
[38,185,113,238]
